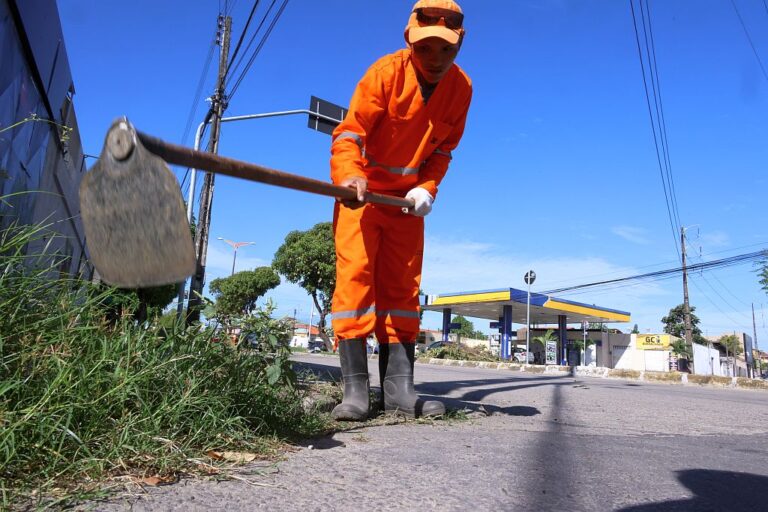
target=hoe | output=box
[79,118,413,288]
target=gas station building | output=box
[422,287,631,365]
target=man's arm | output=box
[330,66,386,187]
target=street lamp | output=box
[217,237,255,275]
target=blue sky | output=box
[58,1,768,342]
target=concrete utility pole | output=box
[187,14,231,323]
[752,303,759,377]
[681,227,695,373]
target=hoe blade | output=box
[79,118,195,288]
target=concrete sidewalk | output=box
[421,356,768,391]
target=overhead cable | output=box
[543,249,767,296]
[730,0,768,82]
[628,0,681,259]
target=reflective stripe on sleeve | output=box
[433,148,452,159]
[333,131,363,147]
[331,305,376,321]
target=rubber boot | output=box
[332,338,370,421]
[382,342,445,418]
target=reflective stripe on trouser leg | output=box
[331,202,378,340]
[374,207,424,344]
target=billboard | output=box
[637,334,671,350]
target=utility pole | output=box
[681,227,695,373]
[752,303,759,377]
[187,14,231,323]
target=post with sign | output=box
[441,308,452,344]
[524,270,536,364]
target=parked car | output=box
[512,347,534,364]
[308,339,327,353]
[426,340,454,351]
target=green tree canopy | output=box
[757,258,768,294]
[717,333,743,357]
[451,315,486,340]
[209,267,280,321]
[631,324,640,334]
[272,222,335,333]
[661,304,706,345]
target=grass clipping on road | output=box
[0,220,329,506]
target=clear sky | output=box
[58,1,768,343]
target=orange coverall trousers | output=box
[331,201,423,344]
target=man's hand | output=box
[339,176,368,208]
[405,187,434,217]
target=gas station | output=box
[422,286,631,364]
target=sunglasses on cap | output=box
[414,7,464,30]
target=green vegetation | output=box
[423,344,498,362]
[661,304,707,345]
[208,267,281,322]
[272,222,335,335]
[0,218,329,507]
[450,315,486,340]
[717,333,743,357]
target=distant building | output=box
[0,0,91,279]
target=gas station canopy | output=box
[422,288,630,325]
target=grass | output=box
[0,218,332,508]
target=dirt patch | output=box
[735,378,768,390]
[687,375,732,387]
[644,371,683,383]
[607,369,642,380]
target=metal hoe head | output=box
[79,118,195,288]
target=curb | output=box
[418,357,768,391]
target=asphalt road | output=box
[83,354,768,511]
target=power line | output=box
[227,0,289,101]
[628,0,681,259]
[730,0,768,83]
[225,0,278,91]
[641,0,681,235]
[542,249,767,296]
[226,0,260,80]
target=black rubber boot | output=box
[382,342,445,418]
[332,338,370,421]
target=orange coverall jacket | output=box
[330,48,472,344]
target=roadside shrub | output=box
[0,217,328,505]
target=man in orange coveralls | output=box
[329,0,472,421]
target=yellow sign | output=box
[637,334,671,350]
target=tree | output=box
[661,304,706,345]
[718,333,743,357]
[757,258,768,294]
[209,267,280,321]
[631,324,640,334]
[451,315,486,340]
[272,222,335,336]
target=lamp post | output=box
[176,107,343,319]
[217,237,254,275]
[524,270,536,364]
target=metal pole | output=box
[526,282,531,364]
[176,119,209,319]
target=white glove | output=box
[405,187,434,217]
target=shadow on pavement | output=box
[617,469,768,512]
[293,358,563,418]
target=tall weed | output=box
[0,218,328,505]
